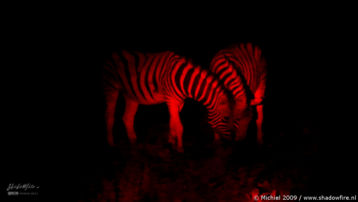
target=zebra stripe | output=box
[210,43,267,144]
[103,50,234,152]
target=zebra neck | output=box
[168,59,224,111]
[190,70,223,110]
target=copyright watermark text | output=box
[253,194,357,201]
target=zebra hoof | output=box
[177,147,184,153]
[129,137,137,145]
[234,134,246,142]
[213,139,222,147]
[108,141,116,147]
[168,135,176,145]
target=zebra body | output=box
[210,43,267,144]
[103,50,234,152]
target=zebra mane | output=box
[212,70,236,112]
[223,55,253,101]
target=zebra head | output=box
[209,89,236,138]
[232,96,253,141]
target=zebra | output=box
[103,50,235,152]
[210,43,267,144]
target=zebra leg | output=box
[252,81,265,144]
[250,81,265,106]
[235,117,251,141]
[214,133,221,142]
[234,109,253,142]
[256,104,264,145]
[123,97,139,144]
[104,90,119,147]
[167,102,184,153]
[213,132,222,148]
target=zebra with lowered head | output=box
[210,43,267,144]
[103,50,236,152]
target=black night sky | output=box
[3,5,356,201]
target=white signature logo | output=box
[7,183,40,196]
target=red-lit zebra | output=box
[210,43,267,144]
[103,50,235,152]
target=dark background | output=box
[3,5,356,200]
